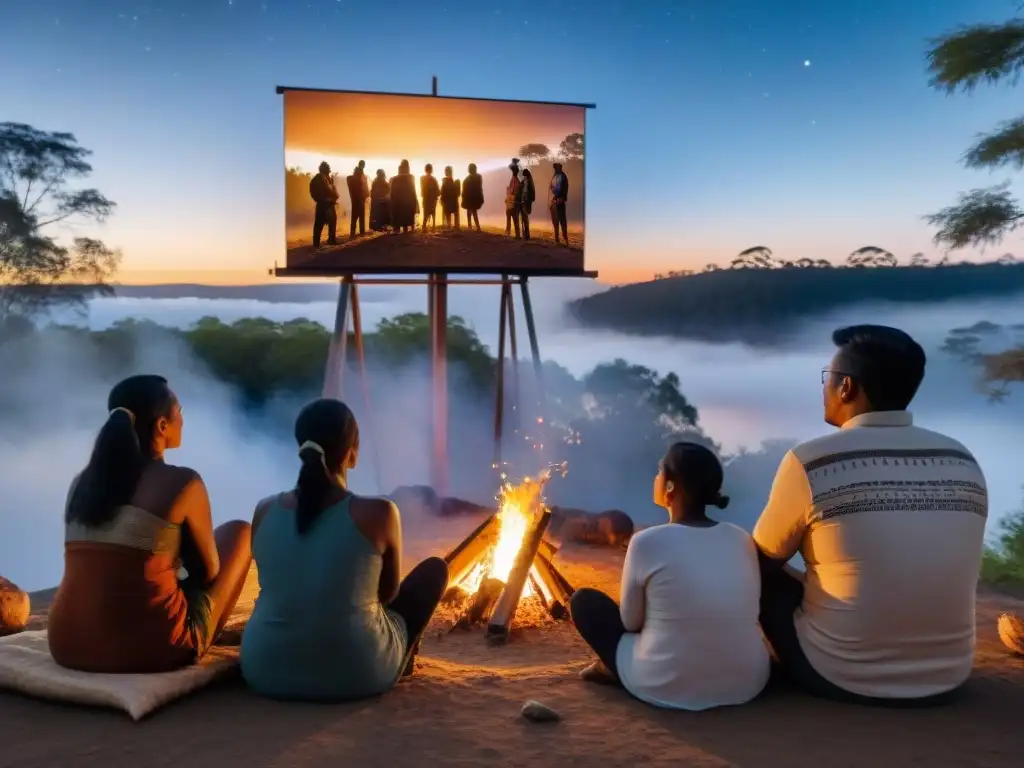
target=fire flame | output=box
[458,463,567,600]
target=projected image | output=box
[282,89,586,274]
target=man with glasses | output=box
[752,324,987,705]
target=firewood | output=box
[535,552,575,611]
[454,577,504,629]
[443,513,500,587]
[486,509,553,643]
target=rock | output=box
[439,496,495,517]
[551,507,635,547]
[0,576,30,636]
[388,485,440,516]
[998,612,1024,656]
[520,700,562,723]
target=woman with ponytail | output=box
[47,375,253,673]
[241,398,449,701]
[568,441,769,711]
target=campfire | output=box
[442,464,575,643]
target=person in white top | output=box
[568,442,770,711]
[754,325,987,706]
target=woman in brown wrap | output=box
[47,375,252,673]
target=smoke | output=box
[2,286,1023,592]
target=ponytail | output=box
[295,441,333,535]
[710,492,730,510]
[66,408,146,526]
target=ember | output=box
[443,463,574,643]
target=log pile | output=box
[443,511,576,643]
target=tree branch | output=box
[925,183,1024,249]
[964,116,1024,170]
[927,20,1024,93]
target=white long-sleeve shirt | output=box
[615,522,770,711]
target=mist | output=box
[1,280,1022,592]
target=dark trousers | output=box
[349,198,366,236]
[313,202,337,247]
[760,568,961,707]
[443,209,460,228]
[388,556,449,667]
[422,203,437,230]
[569,587,625,679]
[521,209,531,240]
[505,207,521,237]
[550,202,568,241]
[466,209,480,230]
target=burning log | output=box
[443,513,500,588]
[486,509,553,643]
[455,577,504,629]
[532,552,575,620]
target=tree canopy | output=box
[925,18,1024,250]
[0,123,120,323]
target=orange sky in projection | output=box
[283,91,585,160]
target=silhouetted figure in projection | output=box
[370,169,391,232]
[461,162,484,231]
[549,161,570,245]
[505,158,522,238]
[309,161,339,248]
[389,159,419,233]
[518,168,536,240]
[346,161,370,237]
[420,164,440,231]
[440,166,461,229]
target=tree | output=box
[731,245,776,269]
[998,252,1018,264]
[909,252,931,267]
[0,123,120,322]
[557,133,584,161]
[518,143,551,166]
[847,246,897,268]
[925,18,1024,249]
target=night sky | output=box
[3,0,1021,282]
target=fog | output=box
[1,279,1022,591]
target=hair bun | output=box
[711,493,730,510]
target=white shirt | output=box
[615,522,770,711]
[752,411,987,698]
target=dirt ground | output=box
[285,226,585,274]
[5,529,1024,768]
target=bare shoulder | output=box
[352,494,400,520]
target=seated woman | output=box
[240,398,449,701]
[569,442,769,711]
[48,375,253,673]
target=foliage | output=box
[939,320,1024,401]
[981,497,1024,585]
[0,122,120,321]
[557,133,584,161]
[925,18,1024,249]
[846,246,897,268]
[925,184,1024,249]
[518,144,551,165]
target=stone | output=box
[520,699,562,723]
[0,576,30,636]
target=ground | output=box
[285,225,585,274]
[4,517,1024,768]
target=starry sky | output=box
[3,0,1022,283]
